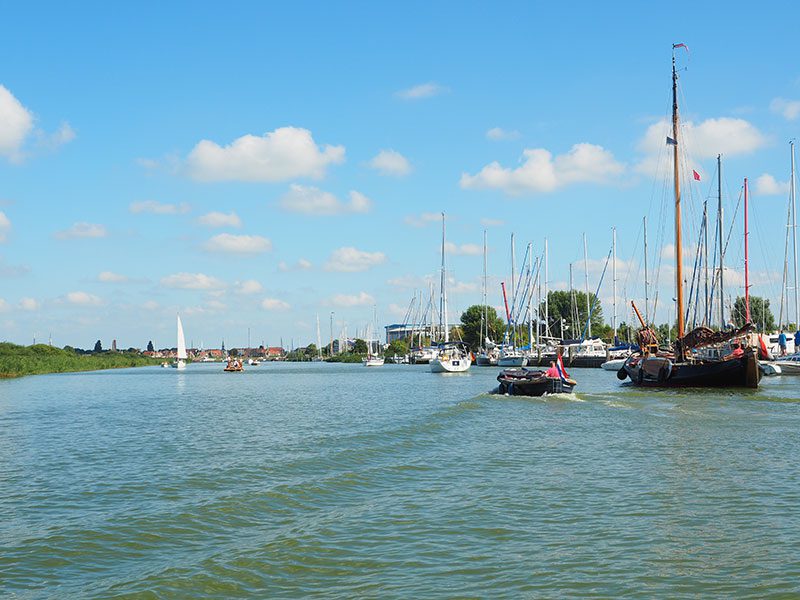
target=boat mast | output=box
[534,256,541,348]
[792,141,799,328]
[569,263,575,336]
[316,314,322,358]
[510,233,516,343]
[440,213,449,343]
[583,232,591,338]
[482,229,488,351]
[527,242,533,348]
[672,45,685,339]
[544,238,549,338]
[744,177,751,323]
[612,226,617,343]
[717,154,725,329]
[644,216,650,325]
[703,200,709,326]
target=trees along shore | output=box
[0,343,162,378]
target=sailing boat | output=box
[363,307,385,367]
[621,45,760,389]
[172,315,187,370]
[430,213,472,373]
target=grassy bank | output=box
[0,343,163,378]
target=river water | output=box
[1,362,799,598]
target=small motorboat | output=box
[224,358,244,372]
[496,368,576,396]
[247,358,260,366]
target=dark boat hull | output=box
[496,369,576,396]
[621,351,761,388]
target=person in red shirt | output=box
[545,361,559,378]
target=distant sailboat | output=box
[172,315,187,370]
[430,213,471,373]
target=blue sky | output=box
[2,1,800,349]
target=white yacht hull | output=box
[601,358,626,371]
[171,359,186,370]
[498,356,526,367]
[363,357,385,367]
[430,357,471,373]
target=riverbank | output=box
[0,343,163,378]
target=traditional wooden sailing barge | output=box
[621,45,761,389]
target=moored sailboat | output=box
[621,45,761,389]
[430,213,471,373]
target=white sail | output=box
[177,315,187,359]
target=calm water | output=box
[1,362,799,598]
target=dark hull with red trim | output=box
[621,351,761,389]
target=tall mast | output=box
[612,226,617,343]
[534,256,541,347]
[510,233,516,343]
[583,232,591,338]
[718,153,725,328]
[544,238,549,338]
[569,263,575,336]
[703,201,709,326]
[482,229,487,350]
[672,46,685,339]
[440,213,449,343]
[744,177,751,323]
[792,141,799,328]
[527,242,533,348]
[316,314,322,358]
[643,216,650,325]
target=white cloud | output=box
[19,297,39,311]
[448,277,479,294]
[404,212,441,227]
[387,274,433,288]
[387,303,408,317]
[368,149,412,176]
[278,258,313,272]
[396,82,448,100]
[0,85,33,162]
[262,297,291,311]
[206,299,227,311]
[480,218,505,227]
[54,222,107,240]
[0,211,10,242]
[98,271,128,283]
[204,233,272,254]
[185,126,345,182]
[0,298,9,312]
[129,200,190,214]
[330,291,375,307]
[486,127,521,141]
[40,122,76,150]
[160,272,225,290]
[235,279,263,295]
[770,98,800,121]
[636,117,766,175]
[461,143,624,195]
[142,300,159,310]
[325,247,387,272]
[197,211,242,228]
[754,173,790,196]
[445,242,481,256]
[65,291,103,306]
[279,184,372,215]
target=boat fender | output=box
[616,367,627,380]
[657,364,669,383]
[508,382,514,396]
[637,368,644,384]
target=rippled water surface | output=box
[1,362,799,598]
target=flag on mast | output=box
[693,170,701,181]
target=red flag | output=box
[693,170,701,181]
[673,43,689,52]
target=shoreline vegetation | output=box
[0,343,163,379]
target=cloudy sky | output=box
[1,1,799,348]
